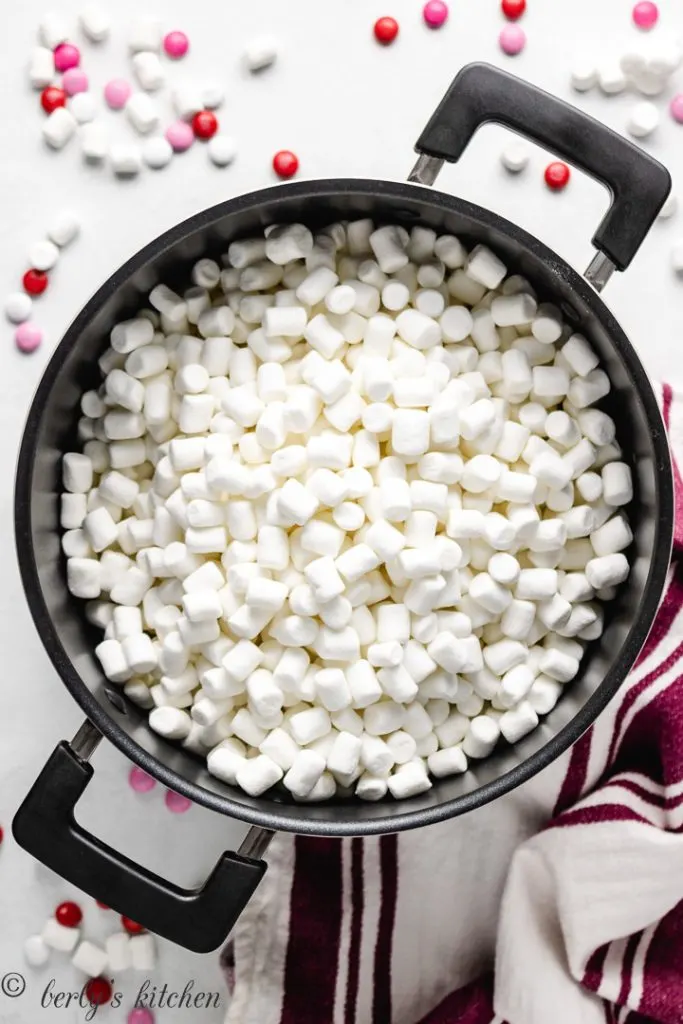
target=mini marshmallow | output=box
[72,940,108,976]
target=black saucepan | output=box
[13,64,674,952]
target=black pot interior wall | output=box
[15,180,671,836]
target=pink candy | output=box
[632,2,658,29]
[128,1009,155,1024]
[423,1,449,28]
[499,24,526,55]
[165,120,194,152]
[129,766,156,793]
[62,69,88,96]
[54,43,80,72]
[163,31,189,59]
[165,790,192,814]
[104,78,132,110]
[15,323,42,353]
[670,94,683,124]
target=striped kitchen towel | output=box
[223,383,683,1024]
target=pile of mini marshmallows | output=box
[60,220,634,803]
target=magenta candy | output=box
[670,94,683,123]
[165,120,194,152]
[423,0,449,27]
[128,1009,155,1024]
[499,24,526,55]
[129,766,156,792]
[54,43,80,72]
[104,78,132,110]
[15,323,42,353]
[163,30,189,59]
[632,1,658,29]
[62,68,88,96]
[165,790,192,813]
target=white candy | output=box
[72,941,107,976]
[110,144,143,176]
[129,16,161,52]
[627,101,659,139]
[80,3,110,41]
[501,142,530,173]
[132,51,165,91]
[130,933,156,971]
[244,35,279,71]
[42,919,80,953]
[126,93,160,134]
[570,60,598,92]
[29,46,55,88]
[24,934,51,966]
[80,122,108,162]
[106,933,131,972]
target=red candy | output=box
[374,16,399,44]
[544,161,571,190]
[0,825,3,845]
[23,269,49,296]
[41,86,67,114]
[85,977,112,1007]
[192,110,218,140]
[501,0,526,18]
[272,150,299,179]
[56,901,83,927]
[121,916,145,935]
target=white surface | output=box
[1,0,682,1020]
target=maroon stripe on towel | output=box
[583,944,609,992]
[373,834,398,1024]
[280,837,343,1024]
[553,730,592,815]
[616,931,641,1010]
[415,973,496,1024]
[635,565,683,669]
[345,839,365,1024]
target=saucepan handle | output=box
[412,62,671,272]
[13,740,269,953]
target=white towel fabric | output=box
[222,383,683,1024]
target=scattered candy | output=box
[69,92,97,123]
[128,17,162,54]
[201,83,225,110]
[84,977,112,1007]
[29,47,55,89]
[244,35,279,71]
[501,0,526,18]
[29,240,59,271]
[104,78,132,110]
[670,94,683,124]
[5,293,33,324]
[41,86,67,115]
[632,1,658,30]
[79,3,110,43]
[598,62,628,95]
[163,31,189,59]
[501,141,529,173]
[273,149,299,178]
[142,136,173,170]
[570,61,598,92]
[80,122,108,162]
[626,100,659,138]
[48,210,80,248]
[192,110,218,140]
[39,12,70,50]
[165,790,192,813]
[126,93,160,134]
[62,68,89,96]
[374,17,399,45]
[24,935,51,967]
[72,939,107,975]
[658,194,678,220]
[54,43,81,73]
[545,161,571,190]
[23,269,48,295]
[15,324,43,353]
[128,1008,155,1024]
[208,135,237,167]
[129,933,156,970]
[42,917,79,951]
[110,143,143,176]
[423,1,449,29]
[128,766,157,791]
[121,916,145,935]
[55,901,83,928]
[43,106,77,149]
[165,120,194,152]
[499,25,526,56]
[132,52,166,92]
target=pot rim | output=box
[15,177,675,835]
